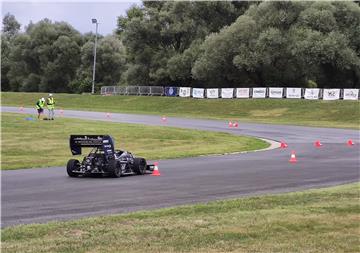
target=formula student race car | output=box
[67,135,154,177]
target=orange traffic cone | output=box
[19,106,24,112]
[289,150,297,163]
[280,141,288,149]
[151,162,161,176]
[106,112,111,119]
[60,108,64,117]
[233,121,239,128]
[347,139,354,146]
[314,140,322,148]
[161,116,167,123]
[228,121,233,128]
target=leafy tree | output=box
[193,1,360,88]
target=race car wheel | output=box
[67,159,80,177]
[134,158,147,175]
[110,160,123,178]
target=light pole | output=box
[91,18,99,94]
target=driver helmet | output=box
[41,98,45,102]
[49,93,53,97]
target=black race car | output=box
[67,135,154,177]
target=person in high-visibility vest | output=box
[36,97,46,119]
[47,93,55,120]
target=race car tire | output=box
[109,160,122,178]
[134,158,147,175]
[67,159,80,177]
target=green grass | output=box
[2,92,360,129]
[2,183,359,253]
[1,113,268,170]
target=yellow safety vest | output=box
[47,97,55,109]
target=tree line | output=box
[2,1,360,93]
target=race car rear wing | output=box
[70,135,115,159]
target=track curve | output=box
[1,106,359,227]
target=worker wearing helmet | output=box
[47,93,55,120]
[36,97,46,119]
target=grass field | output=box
[2,92,359,129]
[1,113,268,170]
[2,183,359,253]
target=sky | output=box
[1,0,142,35]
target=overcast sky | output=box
[1,0,141,35]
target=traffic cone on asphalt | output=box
[280,141,288,149]
[347,139,354,146]
[19,106,24,112]
[314,140,323,148]
[151,162,161,176]
[161,116,167,123]
[106,112,111,119]
[233,121,239,128]
[228,121,233,128]
[60,108,64,117]
[289,150,297,163]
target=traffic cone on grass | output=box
[314,140,322,148]
[289,150,297,163]
[151,162,161,176]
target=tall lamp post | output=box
[91,18,99,94]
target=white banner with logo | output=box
[179,87,191,97]
[323,89,340,100]
[269,87,283,98]
[252,87,266,98]
[192,88,205,98]
[304,88,320,100]
[221,88,234,98]
[343,89,359,100]
[286,88,302,99]
[236,88,250,98]
[206,89,219,99]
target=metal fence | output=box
[101,86,359,100]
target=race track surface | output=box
[2,106,359,227]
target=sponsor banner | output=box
[236,88,250,98]
[304,88,320,100]
[323,89,340,100]
[206,89,219,99]
[192,88,205,98]
[343,89,359,100]
[252,87,266,98]
[179,87,191,97]
[221,88,234,98]
[165,87,178,96]
[269,87,283,98]
[286,87,302,99]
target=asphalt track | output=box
[1,106,359,227]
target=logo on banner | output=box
[326,90,336,97]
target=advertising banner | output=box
[269,87,283,98]
[192,88,205,98]
[206,89,219,98]
[323,89,340,100]
[221,88,234,98]
[343,89,359,100]
[179,87,191,97]
[286,88,302,99]
[252,87,266,98]
[236,88,250,98]
[304,88,320,100]
[165,87,178,96]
